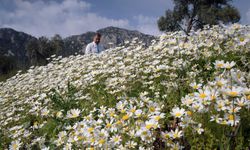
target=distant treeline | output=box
[25,34,64,66]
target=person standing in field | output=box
[85,33,104,54]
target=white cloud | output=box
[0,0,163,37]
[0,0,129,37]
[133,15,162,36]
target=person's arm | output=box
[85,44,91,54]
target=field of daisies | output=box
[0,24,250,150]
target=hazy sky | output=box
[0,0,249,37]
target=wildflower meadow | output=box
[0,24,250,149]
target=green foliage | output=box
[25,34,64,66]
[158,0,241,34]
[185,127,218,150]
[182,111,250,149]
[49,82,80,113]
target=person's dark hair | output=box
[95,32,101,37]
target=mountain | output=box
[0,27,156,80]
[0,28,36,73]
[63,26,155,56]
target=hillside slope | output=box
[0,27,155,80]
[0,24,249,149]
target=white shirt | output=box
[85,42,104,54]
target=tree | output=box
[0,56,16,74]
[38,36,54,58]
[26,38,40,65]
[157,0,241,35]
[26,35,65,66]
[50,34,64,55]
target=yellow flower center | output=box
[228,91,238,97]
[88,127,94,133]
[130,108,136,113]
[173,133,179,138]
[121,109,126,113]
[165,134,170,139]
[155,116,161,121]
[237,73,241,79]
[142,131,148,135]
[122,114,129,120]
[114,137,119,142]
[136,113,141,117]
[98,139,105,144]
[187,111,192,116]
[72,114,78,118]
[194,105,200,109]
[13,144,18,150]
[216,81,223,87]
[246,95,250,100]
[218,104,223,109]
[110,112,115,117]
[221,120,227,125]
[229,114,234,121]
[211,95,216,100]
[106,123,111,128]
[239,37,245,42]
[149,107,155,112]
[116,120,122,125]
[78,136,85,140]
[56,112,62,117]
[217,63,224,68]
[199,93,207,99]
[146,124,153,130]
[175,112,181,117]
[193,85,199,89]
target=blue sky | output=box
[0,0,249,37]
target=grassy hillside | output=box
[0,24,249,149]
